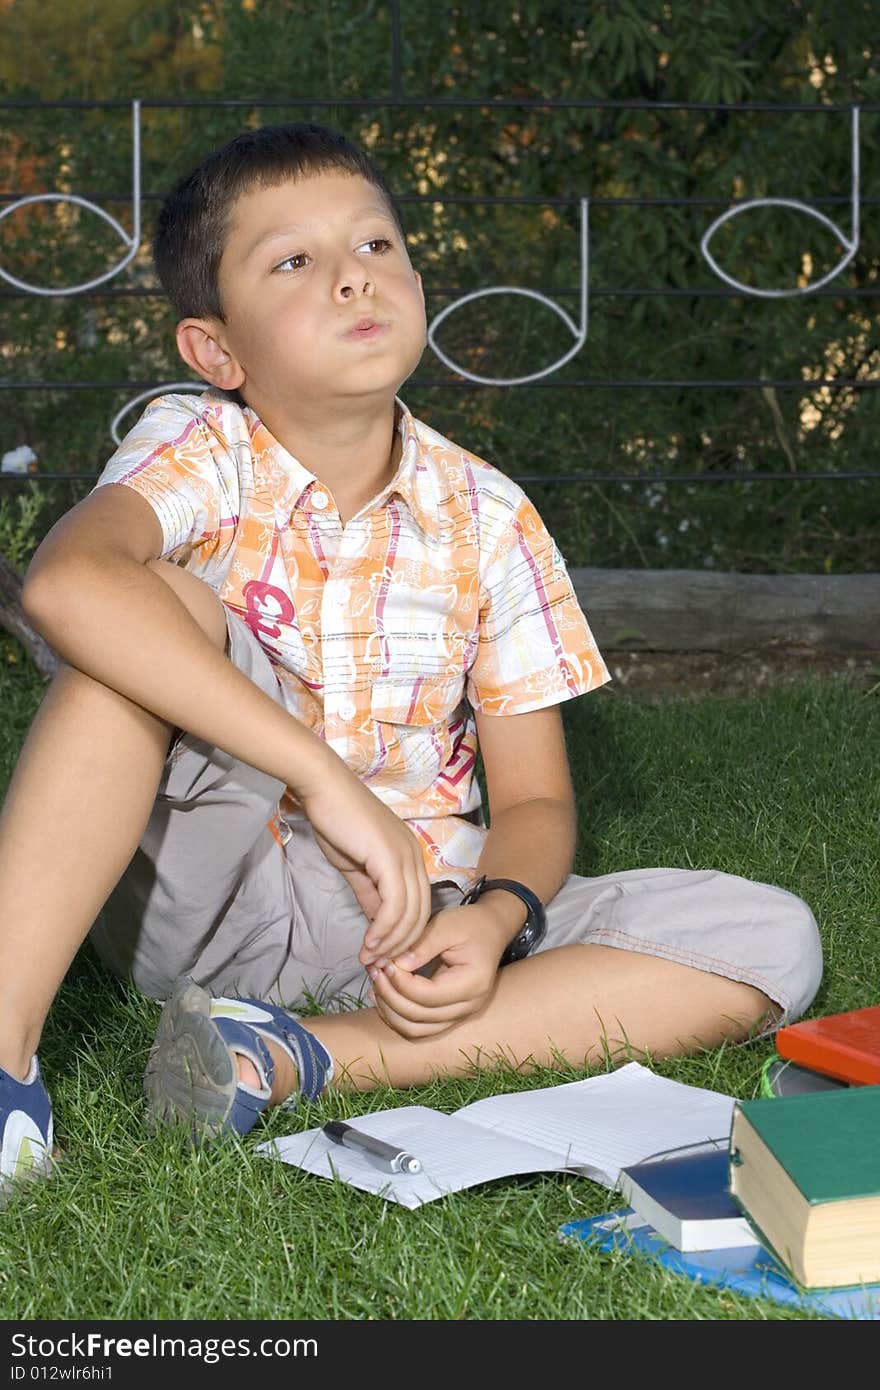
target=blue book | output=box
[559,1209,880,1320]
[617,1146,756,1251]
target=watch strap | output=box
[460,875,547,964]
[461,875,543,920]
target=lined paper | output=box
[456,1064,735,1183]
[258,1062,736,1208]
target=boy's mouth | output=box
[343,317,388,340]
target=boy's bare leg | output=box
[0,560,228,1080]
[258,946,775,1100]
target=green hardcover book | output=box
[729,1085,880,1288]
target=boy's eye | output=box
[275,252,309,273]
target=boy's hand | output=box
[299,758,432,963]
[365,904,512,1039]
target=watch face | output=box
[501,917,545,965]
[519,921,543,955]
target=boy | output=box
[0,123,821,1193]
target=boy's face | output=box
[192,170,426,414]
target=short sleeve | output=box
[465,495,610,715]
[91,393,239,569]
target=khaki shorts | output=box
[90,609,823,1025]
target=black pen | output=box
[322,1120,422,1174]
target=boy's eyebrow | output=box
[242,205,397,263]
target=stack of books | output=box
[728,1081,880,1289]
[571,1005,880,1308]
[729,1004,880,1290]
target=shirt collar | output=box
[381,397,443,540]
[235,394,442,540]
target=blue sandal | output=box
[144,980,333,1138]
[1,1057,54,1205]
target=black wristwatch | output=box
[459,875,547,966]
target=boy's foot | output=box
[1,1057,54,1206]
[143,980,333,1139]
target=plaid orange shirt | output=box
[94,390,609,886]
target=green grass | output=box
[1,642,878,1320]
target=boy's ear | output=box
[175,319,245,391]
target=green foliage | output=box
[0,0,224,98]
[0,483,46,572]
[2,0,879,572]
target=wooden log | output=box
[570,569,880,652]
[0,552,59,680]
[1,553,877,671]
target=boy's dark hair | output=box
[153,122,406,323]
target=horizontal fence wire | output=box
[2,379,875,390]
[4,97,880,111]
[9,473,874,484]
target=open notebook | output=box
[256,1061,736,1209]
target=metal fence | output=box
[2,88,878,490]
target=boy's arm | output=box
[466,702,577,939]
[22,483,335,796]
[367,704,579,1037]
[22,483,431,952]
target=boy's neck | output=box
[246,393,402,512]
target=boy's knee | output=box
[147,559,228,652]
[775,888,823,1025]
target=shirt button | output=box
[338,699,357,721]
[311,489,329,511]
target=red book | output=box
[775,1004,880,1086]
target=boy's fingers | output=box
[365,859,410,945]
[369,960,470,1017]
[373,914,427,962]
[372,981,462,1029]
[371,961,438,1005]
[376,862,426,953]
[372,993,455,1039]
[393,937,438,972]
[394,907,466,970]
[363,857,431,958]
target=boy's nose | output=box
[337,276,375,300]
[334,251,376,300]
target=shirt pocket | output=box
[369,675,466,728]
